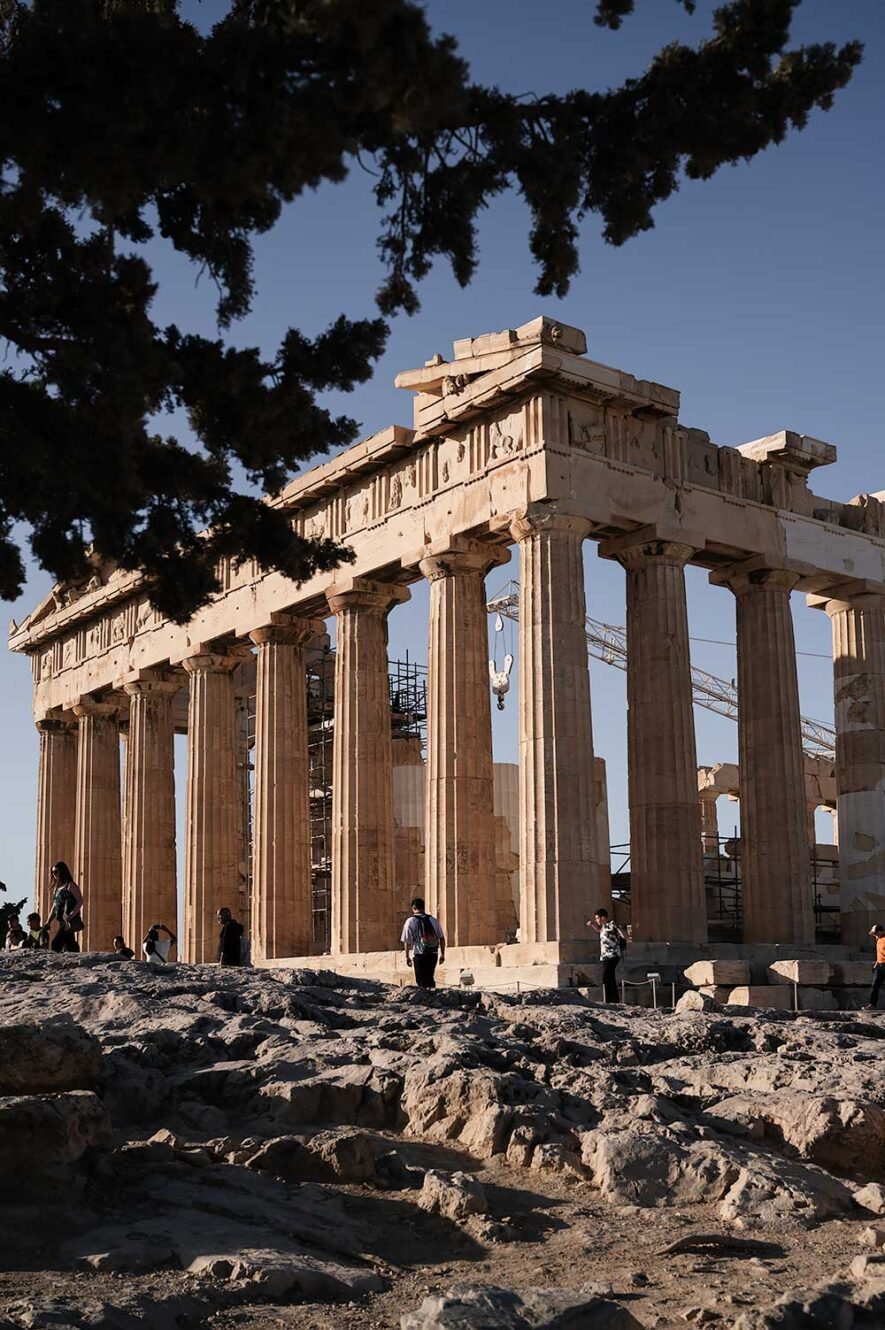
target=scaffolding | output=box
[305,648,427,952]
[612,835,842,943]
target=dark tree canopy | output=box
[0,0,861,621]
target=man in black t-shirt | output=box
[216,907,244,966]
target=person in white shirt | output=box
[401,897,445,989]
[142,922,176,965]
[588,907,626,1003]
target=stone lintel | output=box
[598,523,706,565]
[326,576,410,616]
[737,431,837,471]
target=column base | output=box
[260,938,876,994]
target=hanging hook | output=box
[488,652,514,711]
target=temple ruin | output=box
[9,316,885,984]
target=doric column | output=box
[121,671,180,951]
[417,538,508,945]
[72,698,123,950]
[510,507,605,944]
[249,614,322,961]
[327,577,409,954]
[35,716,78,921]
[699,792,720,855]
[713,565,812,943]
[606,535,706,943]
[182,649,242,963]
[823,595,885,947]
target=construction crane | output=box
[486,580,836,762]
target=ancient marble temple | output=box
[10,318,885,975]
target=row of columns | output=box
[33,505,885,958]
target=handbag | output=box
[66,914,84,933]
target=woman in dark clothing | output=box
[43,861,84,953]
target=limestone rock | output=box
[849,1252,885,1279]
[856,1182,885,1214]
[580,1125,737,1207]
[245,1128,376,1183]
[418,1170,488,1221]
[709,1092,885,1173]
[401,1286,644,1329]
[0,1017,103,1095]
[675,990,719,1014]
[0,1091,111,1175]
[718,1154,855,1224]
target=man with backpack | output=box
[401,897,445,989]
[588,907,627,1003]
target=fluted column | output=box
[35,716,78,920]
[122,672,180,950]
[510,507,605,944]
[610,537,706,943]
[182,650,242,963]
[249,615,322,961]
[418,539,508,945]
[714,566,812,943]
[327,578,409,954]
[73,699,123,950]
[825,595,885,947]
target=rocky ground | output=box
[1,953,884,1329]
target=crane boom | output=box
[486,581,836,762]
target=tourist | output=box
[142,923,176,965]
[868,923,885,1009]
[26,912,49,949]
[113,935,135,960]
[588,907,626,1003]
[216,907,244,966]
[401,897,445,990]
[4,920,27,951]
[44,861,84,953]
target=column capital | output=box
[121,667,183,699]
[710,560,801,597]
[35,712,78,735]
[72,695,124,721]
[808,591,885,617]
[410,536,510,583]
[180,646,248,676]
[249,612,325,649]
[508,503,592,545]
[599,524,704,569]
[326,577,410,617]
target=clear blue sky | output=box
[2,0,883,910]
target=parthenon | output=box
[9,316,885,979]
